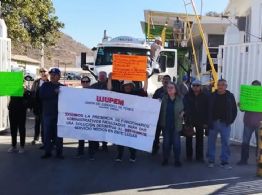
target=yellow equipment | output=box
[183,0,218,89]
[257,122,262,177]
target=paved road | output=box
[0,114,261,195]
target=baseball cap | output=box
[192,80,202,86]
[155,36,162,42]
[122,80,135,87]
[48,68,61,75]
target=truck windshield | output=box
[95,47,149,66]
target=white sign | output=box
[58,87,161,152]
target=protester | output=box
[207,79,237,169]
[76,76,96,160]
[31,68,48,147]
[159,82,184,167]
[8,86,31,154]
[183,80,209,162]
[108,73,148,162]
[90,71,108,90]
[152,75,171,155]
[90,71,109,152]
[150,37,162,62]
[237,80,262,165]
[39,68,64,159]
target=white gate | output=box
[218,42,262,145]
[0,37,11,131]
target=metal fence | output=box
[218,42,262,145]
[0,38,11,131]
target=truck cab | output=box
[81,36,177,95]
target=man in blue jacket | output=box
[207,79,237,169]
[40,68,64,159]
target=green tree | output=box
[1,0,64,48]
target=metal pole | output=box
[40,43,44,68]
[257,122,262,176]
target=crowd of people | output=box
[7,67,262,169]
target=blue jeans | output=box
[43,116,63,155]
[162,128,181,161]
[240,125,259,162]
[207,121,231,163]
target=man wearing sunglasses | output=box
[31,68,48,147]
[183,80,209,162]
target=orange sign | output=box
[112,54,147,81]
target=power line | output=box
[224,16,262,40]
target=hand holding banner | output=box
[58,87,161,152]
[112,54,147,81]
[240,85,262,112]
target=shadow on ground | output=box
[0,114,261,195]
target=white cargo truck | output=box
[81,34,177,95]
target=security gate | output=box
[218,42,262,145]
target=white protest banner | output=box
[58,87,161,152]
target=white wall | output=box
[0,38,11,131]
[250,0,262,42]
[219,42,262,145]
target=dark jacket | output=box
[208,90,237,127]
[8,89,32,112]
[90,81,107,90]
[153,86,166,100]
[183,90,209,126]
[159,95,184,132]
[31,78,48,115]
[39,82,63,117]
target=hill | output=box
[12,33,93,68]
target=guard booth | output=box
[0,18,11,131]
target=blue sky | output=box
[52,0,229,48]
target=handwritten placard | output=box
[240,85,262,112]
[112,54,147,81]
[0,72,23,97]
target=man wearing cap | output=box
[183,80,209,162]
[150,37,163,63]
[31,68,48,147]
[39,68,64,159]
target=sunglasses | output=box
[40,71,46,73]
[192,85,200,87]
[81,80,90,83]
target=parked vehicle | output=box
[81,34,177,95]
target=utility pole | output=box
[40,43,45,68]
